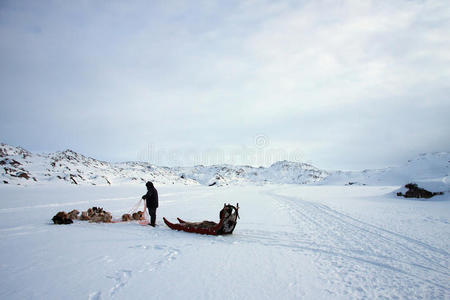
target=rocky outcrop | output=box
[397,183,444,199]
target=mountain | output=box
[175,160,328,186]
[0,143,327,186]
[0,143,197,186]
[1,142,448,190]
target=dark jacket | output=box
[143,187,158,209]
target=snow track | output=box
[0,184,449,299]
[259,189,450,299]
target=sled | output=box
[163,203,239,235]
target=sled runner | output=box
[163,203,239,235]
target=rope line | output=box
[127,199,143,215]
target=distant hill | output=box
[0,143,196,186]
[1,143,448,189]
[320,152,449,192]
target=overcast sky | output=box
[0,0,449,170]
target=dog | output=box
[122,214,132,221]
[87,207,104,217]
[132,211,145,221]
[67,209,80,220]
[80,211,90,221]
[52,211,73,224]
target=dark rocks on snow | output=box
[397,183,444,199]
[345,182,367,186]
[10,159,21,167]
[70,175,78,184]
[0,159,21,167]
[17,172,30,179]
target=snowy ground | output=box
[0,184,449,299]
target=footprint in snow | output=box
[138,247,180,273]
[88,291,102,300]
[107,269,132,297]
[128,244,168,250]
[128,244,150,250]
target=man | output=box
[142,181,158,227]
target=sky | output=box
[0,0,449,170]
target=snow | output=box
[2,142,449,191]
[1,183,449,299]
[0,143,198,186]
[0,143,328,186]
[1,142,449,298]
[322,152,450,190]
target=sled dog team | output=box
[52,181,239,235]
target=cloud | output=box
[0,0,448,169]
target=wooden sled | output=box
[163,203,239,235]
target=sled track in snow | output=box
[235,190,450,298]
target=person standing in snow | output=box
[142,181,158,227]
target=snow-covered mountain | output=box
[175,160,328,186]
[0,143,328,186]
[321,152,450,192]
[0,143,197,186]
[1,142,448,189]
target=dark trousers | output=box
[148,207,157,226]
